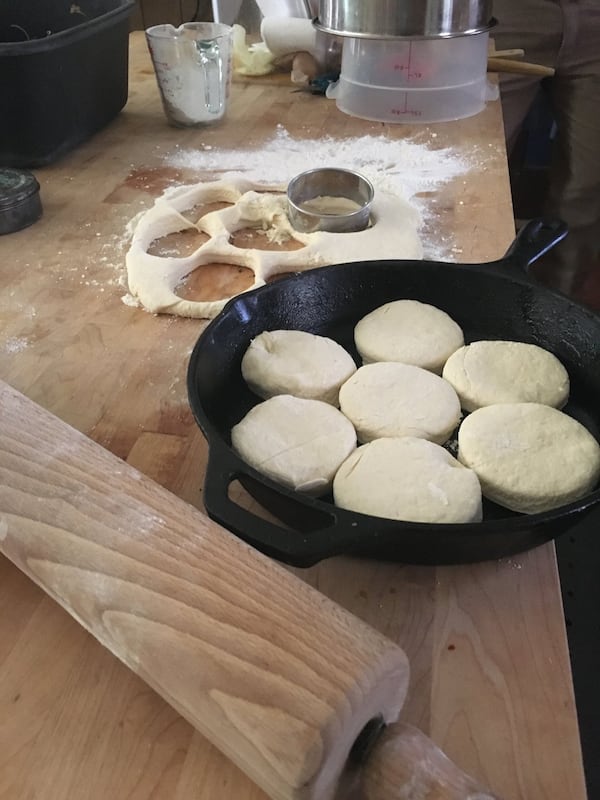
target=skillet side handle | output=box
[502,218,568,273]
[202,447,340,567]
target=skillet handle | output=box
[502,218,568,273]
[202,443,342,567]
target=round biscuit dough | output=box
[338,362,461,444]
[442,340,570,412]
[333,437,482,524]
[241,329,357,406]
[354,299,464,373]
[458,403,600,514]
[231,394,357,495]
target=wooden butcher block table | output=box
[0,31,588,800]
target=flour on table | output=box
[3,336,30,354]
[124,127,471,319]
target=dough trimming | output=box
[125,178,422,319]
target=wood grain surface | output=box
[0,379,410,800]
[0,32,588,800]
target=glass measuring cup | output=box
[145,22,233,127]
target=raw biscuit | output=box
[354,299,464,373]
[231,394,357,495]
[333,437,482,524]
[442,340,569,411]
[338,362,461,444]
[457,403,600,513]
[241,329,357,405]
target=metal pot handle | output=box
[202,442,347,566]
[501,217,568,274]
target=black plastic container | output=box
[0,168,42,234]
[0,0,135,168]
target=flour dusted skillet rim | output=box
[338,362,461,444]
[457,403,600,514]
[241,329,357,406]
[442,340,570,412]
[231,394,357,495]
[354,299,464,373]
[333,437,482,524]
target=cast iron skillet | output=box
[187,220,600,567]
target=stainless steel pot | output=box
[315,0,495,39]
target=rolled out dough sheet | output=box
[125,176,422,319]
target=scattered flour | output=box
[3,336,29,354]
[165,125,472,258]
[166,125,470,197]
[123,127,474,316]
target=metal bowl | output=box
[287,167,374,234]
[315,0,495,39]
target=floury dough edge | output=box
[125,182,423,320]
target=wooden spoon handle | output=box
[487,57,555,77]
[0,380,409,800]
[489,48,526,59]
[360,722,501,800]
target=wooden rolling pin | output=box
[0,380,500,800]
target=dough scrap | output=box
[354,299,464,373]
[231,394,357,495]
[442,340,570,411]
[457,403,600,514]
[125,177,422,319]
[241,329,357,405]
[333,437,482,524]
[338,362,461,444]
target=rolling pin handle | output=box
[360,722,503,800]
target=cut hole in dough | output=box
[180,200,233,224]
[147,228,208,258]
[338,362,461,444]
[266,271,296,283]
[333,437,482,524]
[354,299,464,373]
[230,227,306,251]
[442,340,570,411]
[241,329,357,405]
[176,263,256,302]
[457,403,600,514]
[231,394,357,496]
